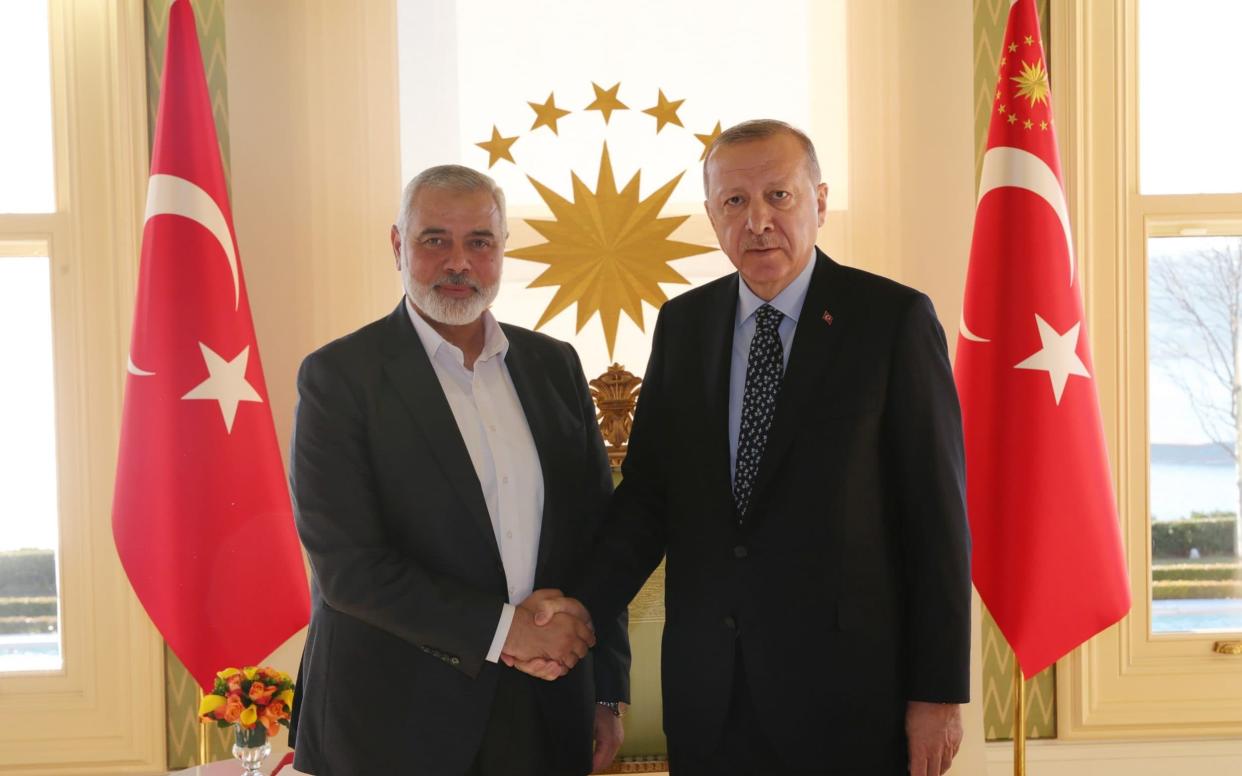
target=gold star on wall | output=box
[642,89,685,133]
[508,144,714,356]
[585,82,628,124]
[695,120,723,160]
[1008,42,1018,53]
[1023,119,1034,130]
[1024,34,1035,45]
[528,92,572,135]
[476,126,519,168]
[1007,113,1018,125]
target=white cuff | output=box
[485,603,516,663]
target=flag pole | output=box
[198,690,209,765]
[1012,656,1026,776]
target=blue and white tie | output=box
[733,304,785,522]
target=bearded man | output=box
[287,165,630,776]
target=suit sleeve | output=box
[291,350,504,679]
[884,293,972,703]
[562,342,632,705]
[573,309,672,625]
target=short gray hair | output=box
[702,119,822,192]
[396,164,507,236]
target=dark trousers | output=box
[466,667,583,776]
[668,653,803,776]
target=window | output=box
[0,245,61,672]
[1053,0,1242,737]
[0,1,164,771]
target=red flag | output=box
[956,0,1130,678]
[112,0,309,690]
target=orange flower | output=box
[222,694,244,724]
[248,681,276,704]
[258,701,285,737]
[226,673,243,694]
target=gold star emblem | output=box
[508,144,714,356]
[642,89,685,133]
[476,126,519,168]
[998,103,1007,114]
[585,82,628,124]
[695,120,723,160]
[1007,112,1018,125]
[1001,56,1008,67]
[1008,42,1018,53]
[528,92,571,135]
[1024,34,1035,46]
[1011,59,1051,107]
[1040,120,1049,131]
[1023,119,1034,130]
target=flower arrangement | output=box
[198,666,295,740]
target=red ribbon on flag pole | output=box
[955,0,1130,678]
[112,0,309,691]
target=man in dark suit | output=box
[287,165,630,776]
[523,120,970,775]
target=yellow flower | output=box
[216,667,241,680]
[277,689,294,707]
[198,694,226,717]
[243,667,258,681]
[240,705,258,727]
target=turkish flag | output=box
[956,0,1130,678]
[112,0,309,691]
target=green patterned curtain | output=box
[973,0,1058,741]
[143,0,235,766]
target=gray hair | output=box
[702,119,822,192]
[395,164,507,236]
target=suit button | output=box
[723,616,736,630]
[450,657,460,666]
[733,545,748,559]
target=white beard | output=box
[407,276,500,326]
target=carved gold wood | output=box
[1214,640,1242,655]
[590,363,643,470]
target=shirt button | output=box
[502,476,510,484]
[506,531,513,540]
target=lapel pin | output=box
[822,310,834,326]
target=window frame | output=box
[0,1,164,772]
[1054,0,1242,738]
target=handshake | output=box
[499,588,594,681]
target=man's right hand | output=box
[501,601,595,677]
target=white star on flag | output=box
[1013,314,1090,405]
[181,343,264,433]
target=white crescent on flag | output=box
[144,173,240,310]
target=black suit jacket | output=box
[288,303,630,776]
[577,251,970,772]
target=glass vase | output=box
[231,724,271,775]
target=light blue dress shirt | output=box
[728,253,817,481]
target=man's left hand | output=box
[905,701,962,776]
[592,703,625,772]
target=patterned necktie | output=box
[733,303,785,522]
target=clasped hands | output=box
[500,588,593,681]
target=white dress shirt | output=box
[405,298,544,663]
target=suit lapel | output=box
[703,274,741,505]
[380,304,501,562]
[747,251,848,513]
[500,336,561,584]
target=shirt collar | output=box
[405,296,509,368]
[736,250,817,329]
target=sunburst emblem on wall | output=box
[475,82,724,357]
